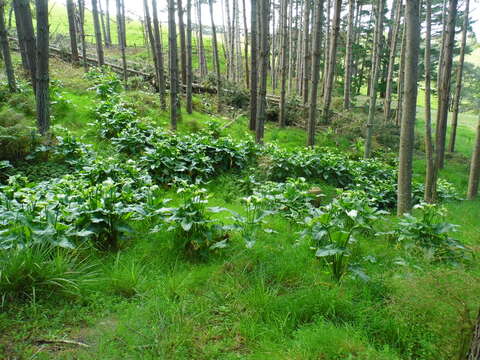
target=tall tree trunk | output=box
[321,0,341,124]
[144,0,157,79]
[117,0,127,87]
[92,0,105,66]
[0,0,16,92]
[67,0,79,63]
[78,0,88,71]
[152,0,166,109]
[343,0,355,109]
[35,0,50,136]
[467,115,480,200]
[448,0,469,153]
[177,0,187,85]
[196,0,207,76]
[434,0,457,172]
[249,0,258,131]
[424,0,435,203]
[255,0,270,144]
[301,0,311,104]
[287,0,295,95]
[397,0,420,215]
[242,0,249,87]
[306,0,324,147]
[436,0,447,94]
[168,0,178,130]
[364,0,384,158]
[208,0,222,112]
[98,0,109,48]
[395,22,406,127]
[270,1,276,91]
[278,0,288,127]
[106,0,111,46]
[14,0,36,90]
[12,0,28,71]
[383,0,402,120]
[186,0,193,113]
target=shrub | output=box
[221,81,250,109]
[253,177,321,222]
[394,203,467,262]
[73,179,139,251]
[266,96,304,125]
[162,184,227,256]
[302,190,385,281]
[230,195,276,248]
[0,108,40,162]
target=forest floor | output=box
[1,56,480,360]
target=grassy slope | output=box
[1,56,480,360]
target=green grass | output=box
[1,50,480,360]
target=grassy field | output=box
[1,46,480,360]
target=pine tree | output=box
[306,0,324,147]
[448,0,470,153]
[255,0,270,144]
[397,0,420,215]
[92,0,105,65]
[364,0,384,158]
[35,0,50,135]
[168,0,179,130]
[278,0,288,127]
[424,0,435,203]
[186,0,193,113]
[249,0,258,131]
[0,0,16,92]
[66,0,79,63]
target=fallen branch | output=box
[35,338,90,348]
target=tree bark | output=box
[249,0,258,131]
[321,0,341,124]
[306,0,324,147]
[301,0,311,104]
[434,0,458,171]
[12,0,28,72]
[196,0,207,76]
[395,22,406,127]
[364,0,384,158]
[208,0,222,112]
[35,0,50,136]
[186,0,193,113]
[424,0,435,203]
[241,0,249,87]
[448,0,469,153]
[117,0,127,87]
[397,0,420,215]
[66,0,79,63]
[255,0,270,144]
[143,0,157,80]
[467,115,480,200]
[278,0,288,127]
[14,0,36,90]
[78,0,88,71]
[106,0,112,46]
[383,0,402,120]
[152,0,166,109]
[92,0,105,66]
[0,0,16,92]
[343,0,355,109]
[168,0,178,130]
[98,0,109,48]
[177,0,187,85]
